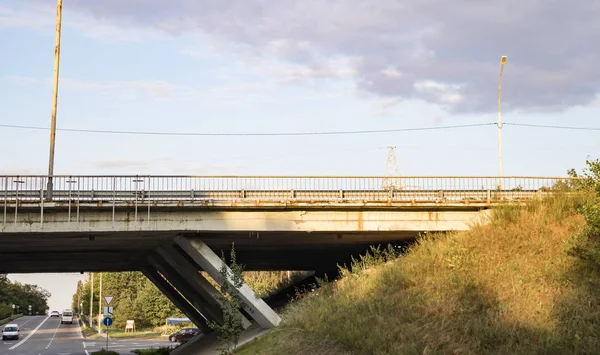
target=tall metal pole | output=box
[89,272,93,328]
[47,0,63,201]
[498,56,507,189]
[98,272,103,334]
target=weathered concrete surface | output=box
[1,207,491,233]
[154,246,252,329]
[141,266,211,332]
[0,206,491,273]
[175,237,282,329]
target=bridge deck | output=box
[0,175,577,273]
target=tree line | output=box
[71,269,308,330]
[71,272,184,329]
[0,274,51,319]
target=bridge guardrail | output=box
[1,175,578,199]
[1,175,580,229]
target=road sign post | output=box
[102,316,113,350]
[101,295,114,350]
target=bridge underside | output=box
[1,232,283,331]
[0,203,489,332]
[0,230,419,273]
[0,174,563,333]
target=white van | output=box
[61,309,73,324]
[2,324,19,340]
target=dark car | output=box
[168,328,200,343]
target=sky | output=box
[1,0,600,311]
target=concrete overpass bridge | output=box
[0,174,572,332]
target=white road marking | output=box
[77,323,84,339]
[45,317,62,349]
[84,350,89,355]
[15,317,35,328]
[9,316,50,350]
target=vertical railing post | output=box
[76,177,80,227]
[3,176,7,228]
[133,176,143,227]
[147,176,151,227]
[66,176,77,225]
[14,178,24,226]
[135,176,138,225]
[112,177,116,227]
[40,180,44,227]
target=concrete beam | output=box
[2,209,491,234]
[175,236,281,329]
[141,266,210,332]
[147,253,224,327]
[155,246,252,329]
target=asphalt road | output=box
[1,316,173,355]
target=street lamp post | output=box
[46,0,63,201]
[498,55,507,189]
[89,272,94,328]
[98,272,103,334]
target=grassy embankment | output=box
[0,314,23,326]
[237,191,600,355]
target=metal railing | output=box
[1,175,578,230]
[1,175,576,201]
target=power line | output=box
[2,121,598,137]
[0,122,495,137]
[504,123,600,131]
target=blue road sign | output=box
[102,317,113,327]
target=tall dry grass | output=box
[237,192,600,355]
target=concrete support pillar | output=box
[140,266,210,332]
[156,246,251,329]
[174,236,281,329]
[147,253,224,327]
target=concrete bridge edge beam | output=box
[156,246,252,329]
[147,254,224,327]
[174,235,282,329]
[140,266,210,332]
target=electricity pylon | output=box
[382,146,402,190]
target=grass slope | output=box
[237,194,600,355]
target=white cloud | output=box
[3,75,278,104]
[0,165,45,175]
[381,68,402,79]
[85,157,247,174]
[0,2,161,42]
[9,0,600,112]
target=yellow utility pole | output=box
[497,56,507,189]
[47,0,63,200]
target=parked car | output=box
[168,328,200,343]
[2,324,19,340]
[50,310,60,317]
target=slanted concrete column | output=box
[174,236,281,329]
[156,246,251,329]
[147,254,224,327]
[141,266,210,332]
